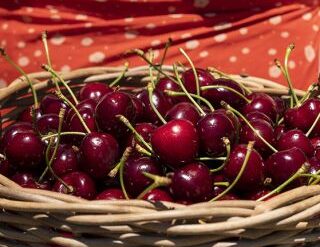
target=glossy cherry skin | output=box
[95,91,136,137]
[151,119,199,167]
[80,132,119,180]
[277,129,314,157]
[244,111,273,126]
[274,124,286,141]
[124,156,162,197]
[156,77,182,104]
[4,131,45,170]
[223,144,264,192]
[182,68,215,94]
[79,82,112,103]
[242,93,278,122]
[126,122,156,148]
[202,78,245,108]
[36,114,60,135]
[273,96,286,118]
[197,112,236,156]
[142,188,173,202]
[40,94,69,115]
[308,157,320,175]
[95,188,125,200]
[0,156,10,176]
[170,162,213,202]
[68,108,96,133]
[165,102,200,125]
[239,119,274,156]
[265,147,307,187]
[130,95,145,122]
[245,189,274,201]
[212,186,239,200]
[11,172,51,190]
[18,106,42,123]
[53,171,96,200]
[136,89,172,125]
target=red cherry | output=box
[79,82,112,103]
[40,94,69,115]
[181,68,214,94]
[165,102,200,125]
[36,114,60,135]
[95,188,125,200]
[142,188,173,202]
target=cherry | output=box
[273,96,286,118]
[126,122,156,148]
[155,77,182,103]
[0,156,10,176]
[165,102,200,125]
[124,156,162,197]
[80,132,119,180]
[136,88,172,125]
[170,162,212,202]
[245,189,274,201]
[197,111,236,156]
[18,106,42,123]
[274,124,286,141]
[244,111,273,126]
[68,108,96,133]
[79,82,112,103]
[53,171,96,200]
[181,68,214,95]
[151,119,199,167]
[265,147,306,187]
[95,188,125,200]
[40,94,68,115]
[36,114,60,135]
[308,156,320,175]
[242,92,278,122]
[4,131,45,170]
[11,172,51,190]
[130,95,145,122]
[95,91,136,137]
[223,144,264,192]
[277,129,314,157]
[142,188,173,202]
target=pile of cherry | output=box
[1,46,320,205]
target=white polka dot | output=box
[75,14,88,21]
[229,56,237,63]
[169,14,183,18]
[124,30,138,39]
[18,56,30,67]
[49,8,58,14]
[194,0,209,8]
[2,23,8,30]
[199,51,208,58]
[81,37,93,46]
[181,33,192,39]
[204,12,216,17]
[269,16,282,25]
[89,51,105,63]
[28,28,35,34]
[268,48,277,55]
[51,14,61,20]
[34,50,42,57]
[168,6,176,13]
[0,79,7,88]
[84,22,93,28]
[1,40,6,46]
[239,28,248,35]
[280,31,290,38]
[214,33,227,42]
[304,45,315,62]
[288,60,296,69]
[17,41,26,48]
[60,65,71,72]
[185,40,199,50]
[50,34,65,45]
[146,23,156,29]
[313,25,319,32]
[241,47,250,54]
[26,7,33,13]
[302,12,312,21]
[269,65,281,78]
[151,40,161,46]
[124,17,134,22]
[213,22,232,31]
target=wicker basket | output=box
[0,65,318,247]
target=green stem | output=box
[306,112,320,137]
[214,182,230,187]
[109,62,129,87]
[156,38,173,82]
[147,83,167,124]
[119,147,133,200]
[41,31,52,68]
[41,131,86,141]
[197,157,226,161]
[148,50,156,88]
[135,144,153,157]
[210,162,227,173]
[109,146,132,178]
[211,141,255,201]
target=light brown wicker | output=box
[0,65,319,247]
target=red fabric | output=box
[0,0,319,90]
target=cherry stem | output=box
[221,101,278,153]
[109,146,132,178]
[41,131,86,141]
[173,64,206,116]
[119,147,133,200]
[214,182,230,187]
[0,48,39,109]
[156,38,173,82]
[207,66,251,94]
[109,62,129,87]
[147,83,167,124]
[42,64,79,105]
[210,162,227,173]
[137,172,172,199]
[116,114,153,153]
[201,85,251,104]
[165,90,214,112]
[135,144,153,157]
[148,50,156,88]
[300,83,318,104]
[179,48,200,103]
[257,163,309,201]
[306,111,320,137]
[55,91,91,134]
[41,31,52,68]
[197,157,226,161]
[310,170,320,185]
[223,137,231,161]
[210,141,255,201]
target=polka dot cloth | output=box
[0,0,319,90]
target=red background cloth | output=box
[0,0,319,90]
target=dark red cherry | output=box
[124,156,162,197]
[242,93,278,122]
[142,188,173,202]
[277,129,314,157]
[223,144,264,192]
[11,172,51,190]
[165,102,200,125]
[18,106,42,123]
[202,78,245,108]
[214,109,240,133]
[53,171,96,200]
[156,77,182,103]
[95,188,125,200]
[4,131,44,170]
[68,108,96,133]
[136,89,172,125]
[151,119,199,167]
[265,147,306,187]
[79,82,112,103]
[274,124,286,141]
[36,114,60,135]
[245,189,274,201]
[126,122,156,148]
[273,96,286,117]
[308,156,320,175]
[95,91,135,137]
[130,95,145,122]
[65,99,97,125]
[80,132,119,180]
[0,156,10,176]
[197,112,236,156]
[40,94,68,115]
[310,137,320,159]
[170,162,212,202]
[244,111,273,126]
[181,68,214,94]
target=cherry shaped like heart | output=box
[151,119,199,167]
